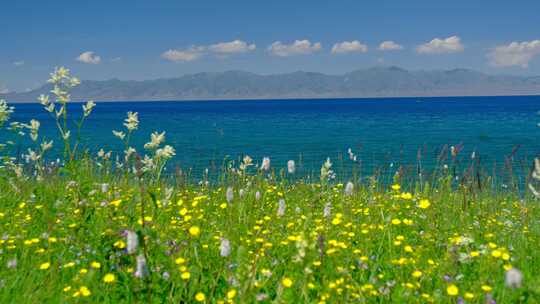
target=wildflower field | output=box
[1,68,540,303]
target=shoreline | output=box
[6,92,540,104]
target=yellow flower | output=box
[447,284,459,296]
[181,271,191,280]
[464,292,475,299]
[391,219,401,225]
[79,286,91,297]
[227,289,237,299]
[39,262,50,270]
[391,184,401,191]
[282,277,293,288]
[400,192,412,200]
[175,257,186,265]
[195,292,206,302]
[491,249,502,258]
[470,251,480,257]
[91,261,101,269]
[110,199,122,207]
[418,199,431,209]
[481,285,492,292]
[412,270,422,278]
[103,273,116,283]
[189,226,201,237]
[114,240,126,249]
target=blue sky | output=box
[1,0,540,92]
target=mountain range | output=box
[3,67,540,102]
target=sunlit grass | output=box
[0,68,539,303]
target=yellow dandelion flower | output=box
[491,249,502,258]
[79,286,91,297]
[114,240,126,249]
[91,261,101,269]
[464,292,475,299]
[195,292,206,302]
[181,271,191,280]
[227,289,237,299]
[175,257,186,265]
[412,270,422,278]
[39,262,50,270]
[189,226,201,237]
[447,284,459,296]
[481,285,492,292]
[103,273,116,283]
[282,277,293,288]
[418,199,431,209]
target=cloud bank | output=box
[209,40,256,54]
[76,51,102,64]
[378,41,403,51]
[161,47,206,62]
[162,40,256,62]
[268,40,322,57]
[488,40,540,68]
[331,41,368,54]
[416,36,464,54]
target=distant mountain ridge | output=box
[3,67,540,102]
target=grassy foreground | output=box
[1,68,540,303]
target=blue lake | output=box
[6,95,540,179]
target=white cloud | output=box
[13,61,25,66]
[488,40,540,68]
[416,36,464,54]
[76,51,102,64]
[161,47,206,62]
[268,40,322,57]
[331,41,368,54]
[111,57,122,62]
[378,41,403,51]
[209,40,256,54]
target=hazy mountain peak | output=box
[2,67,539,102]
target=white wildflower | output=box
[141,155,156,172]
[62,130,71,141]
[0,99,14,127]
[277,198,286,217]
[112,130,126,140]
[124,112,139,131]
[287,160,296,174]
[38,94,50,106]
[505,268,523,288]
[126,230,139,255]
[239,189,245,198]
[144,131,166,150]
[320,158,335,181]
[323,202,332,218]
[345,181,354,196]
[40,140,53,152]
[155,145,175,159]
[101,183,109,193]
[260,157,271,171]
[220,238,231,257]
[255,191,261,201]
[134,254,148,278]
[240,155,253,171]
[82,100,96,117]
[226,187,234,203]
[28,119,40,141]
